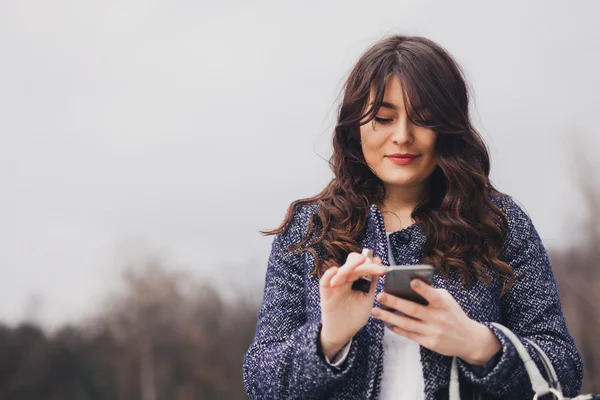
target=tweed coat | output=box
[242,192,584,399]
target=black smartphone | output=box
[382,264,434,309]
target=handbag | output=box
[449,322,600,400]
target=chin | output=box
[380,172,420,185]
[382,178,419,187]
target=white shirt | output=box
[325,232,425,399]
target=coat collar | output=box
[359,204,389,265]
[362,203,427,267]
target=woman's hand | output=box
[319,252,386,358]
[371,279,502,366]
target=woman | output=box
[242,35,583,399]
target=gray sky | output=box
[1,0,599,327]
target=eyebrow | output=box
[368,101,398,111]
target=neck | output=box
[379,182,427,214]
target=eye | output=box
[373,116,393,125]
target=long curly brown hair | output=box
[262,34,515,296]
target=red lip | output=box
[387,153,419,158]
[387,154,420,165]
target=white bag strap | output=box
[449,322,563,400]
[526,338,562,392]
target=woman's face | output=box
[360,74,438,190]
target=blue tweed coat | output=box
[242,192,583,399]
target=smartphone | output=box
[382,264,434,309]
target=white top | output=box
[324,232,425,399]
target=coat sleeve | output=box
[457,195,584,398]
[324,338,353,368]
[242,205,361,399]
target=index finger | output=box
[330,252,368,286]
[339,252,367,272]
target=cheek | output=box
[421,133,438,163]
[416,131,438,174]
[423,131,437,154]
[359,129,380,160]
[361,145,378,168]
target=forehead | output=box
[369,74,411,111]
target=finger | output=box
[372,257,382,265]
[410,279,443,307]
[320,266,339,289]
[371,308,427,335]
[389,324,423,342]
[377,292,427,321]
[353,264,387,276]
[348,264,386,279]
[331,253,366,286]
[339,253,367,274]
[332,263,386,287]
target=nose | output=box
[390,116,413,145]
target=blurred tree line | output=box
[0,187,599,399]
[0,261,258,400]
[551,180,600,393]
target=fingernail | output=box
[377,293,387,302]
[371,308,380,317]
[412,280,421,288]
